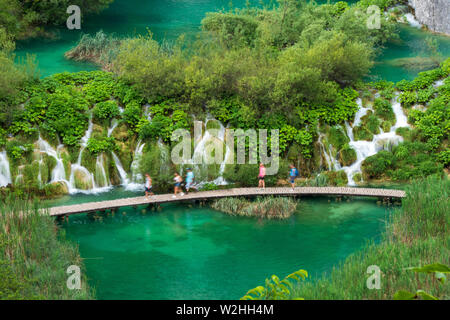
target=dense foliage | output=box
[0,0,113,39]
[0,197,93,299]
[361,61,450,181]
[291,175,449,300]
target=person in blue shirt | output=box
[289,164,299,190]
[185,168,196,194]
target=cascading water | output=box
[404,13,422,29]
[190,117,229,185]
[95,154,109,188]
[318,133,340,171]
[0,150,12,187]
[125,140,146,191]
[37,137,68,183]
[68,117,103,193]
[107,119,119,137]
[340,93,410,186]
[111,151,129,186]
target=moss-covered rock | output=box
[373,97,395,122]
[206,119,222,131]
[328,126,349,151]
[49,181,69,195]
[91,123,105,139]
[322,170,348,186]
[353,172,363,184]
[80,149,96,173]
[94,153,110,187]
[396,127,412,142]
[339,145,357,167]
[353,125,373,141]
[365,114,381,135]
[381,120,393,132]
[112,122,129,142]
[73,169,93,190]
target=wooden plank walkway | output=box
[49,187,405,217]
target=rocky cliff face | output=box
[408,0,450,35]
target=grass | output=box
[65,31,121,70]
[211,196,299,219]
[290,175,449,299]
[0,196,94,299]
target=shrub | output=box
[373,98,394,122]
[92,100,120,122]
[339,145,357,167]
[353,125,373,141]
[362,150,393,179]
[86,137,117,155]
[328,126,349,150]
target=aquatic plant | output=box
[211,196,298,219]
[65,31,121,69]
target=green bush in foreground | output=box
[0,197,94,299]
[289,175,449,300]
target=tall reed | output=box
[65,30,121,69]
[0,195,94,299]
[290,175,449,299]
[211,196,299,219]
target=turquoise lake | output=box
[56,190,394,300]
[15,0,450,81]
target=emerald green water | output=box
[15,0,450,81]
[58,190,393,300]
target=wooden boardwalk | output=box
[49,187,405,217]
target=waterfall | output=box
[318,133,341,171]
[214,124,233,185]
[341,93,410,186]
[108,119,119,137]
[36,136,70,188]
[0,150,12,187]
[404,13,422,29]
[433,79,444,88]
[68,117,111,193]
[144,104,152,121]
[190,117,229,185]
[111,151,129,186]
[125,140,146,191]
[95,154,109,187]
[353,98,369,128]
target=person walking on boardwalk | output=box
[185,168,196,194]
[173,172,184,198]
[289,164,299,190]
[258,163,266,189]
[145,173,154,197]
